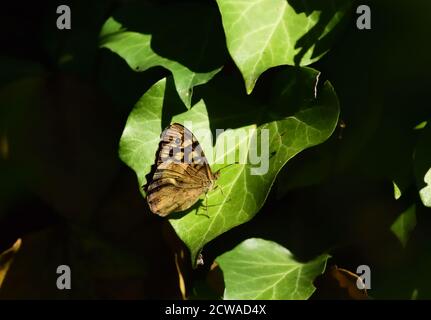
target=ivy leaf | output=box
[99,2,226,108]
[414,124,431,207]
[119,67,339,264]
[216,0,352,93]
[390,204,417,248]
[216,238,329,299]
[393,181,402,200]
[419,168,431,207]
[414,121,427,130]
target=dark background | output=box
[0,0,430,299]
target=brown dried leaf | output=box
[0,239,22,288]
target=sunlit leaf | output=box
[216,238,329,299]
[393,181,402,200]
[414,121,427,130]
[99,2,226,108]
[414,125,431,208]
[419,168,431,207]
[119,67,339,264]
[216,0,352,93]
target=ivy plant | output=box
[100,0,350,300]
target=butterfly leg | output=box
[219,185,225,196]
[201,193,232,209]
[213,184,234,204]
[205,194,209,218]
[213,184,225,196]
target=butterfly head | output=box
[213,170,221,180]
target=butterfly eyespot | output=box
[175,138,181,144]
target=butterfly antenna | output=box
[216,162,239,173]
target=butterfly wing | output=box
[146,171,207,216]
[145,123,216,216]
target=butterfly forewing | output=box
[145,123,218,217]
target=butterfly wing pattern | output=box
[145,123,219,217]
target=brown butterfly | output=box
[144,123,220,217]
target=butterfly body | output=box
[145,123,219,217]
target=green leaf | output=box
[119,67,339,264]
[393,181,402,200]
[414,125,431,208]
[99,13,222,108]
[118,78,166,188]
[216,0,352,93]
[216,238,329,299]
[419,168,431,207]
[390,204,417,248]
[414,121,427,130]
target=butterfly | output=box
[144,123,220,217]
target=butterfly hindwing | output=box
[147,181,206,216]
